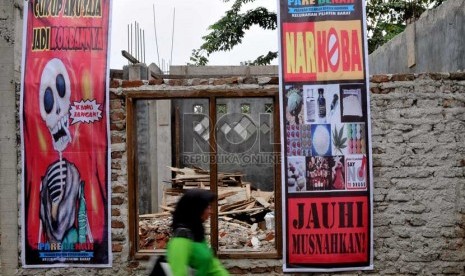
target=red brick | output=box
[243,77,257,84]
[111,173,118,181]
[228,267,245,274]
[449,72,465,80]
[111,135,125,143]
[112,243,123,252]
[113,185,126,194]
[424,73,449,80]
[191,78,202,85]
[110,122,126,131]
[110,111,125,122]
[110,100,122,109]
[111,197,124,205]
[111,151,123,159]
[110,92,122,100]
[111,162,121,170]
[122,80,144,88]
[224,77,239,84]
[110,80,120,88]
[391,73,415,81]
[111,208,121,216]
[127,261,140,269]
[212,79,226,85]
[251,267,268,273]
[149,79,164,85]
[268,77,279,84]
[443,99,453,108]
[168,79,183,86]
[111,220,125,229]
[371,74,390,83]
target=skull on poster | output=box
[39,58,72,152]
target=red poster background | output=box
[22,0,111,266]
[282,21,364,83]
[287,196,369,265]
[282,22,317,82]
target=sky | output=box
[109,0,279,70]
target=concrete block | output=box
[128,63,148,80]
[0,152,16,169]
[0,168,17,185]
[148,63,163,79]
[0,49,14,65]
[0,239,18,251]
[249,65,278,75]
[0,114,16,128]
[0,78,14,90]
[170,65,278,77]
[0,4,14,20]
[0,142,16,154]
[0,217,18,230]
[0,222,18,237]
[0,195,17,209]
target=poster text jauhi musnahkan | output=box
[291,201,366,255]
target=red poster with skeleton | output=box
[20,0,112,267]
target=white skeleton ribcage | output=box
[46,159,67,204]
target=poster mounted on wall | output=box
[278,0,374,272]
[20,0,112,267]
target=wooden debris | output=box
[138,166,276,252]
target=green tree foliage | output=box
[189,0,277,66]
[190,0,446,66]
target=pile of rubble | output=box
[139,215,275,252]
[138,166,276,252]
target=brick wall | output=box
[369,73,465,275]
[15,73,465,275]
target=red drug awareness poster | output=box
[20,0,112,267]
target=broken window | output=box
[127,90,282,259]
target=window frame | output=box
[126,88,282,260]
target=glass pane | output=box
[217,103,227,114]
[136,98,210,252]
[265,103,273,113]
[240,103,251,114]
[194,104,204,114]
[216,98,277,253]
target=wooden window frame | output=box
[126,88,282,260]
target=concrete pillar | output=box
[123,63,148,80]
[148,63,163,80]
[156,100,172,211]
[0,0,21,274]
[149,100,172,213]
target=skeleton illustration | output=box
[39,58,72,152]
[38,58,92,245]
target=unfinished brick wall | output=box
[16,73,465,275]
[369,73,465,275]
